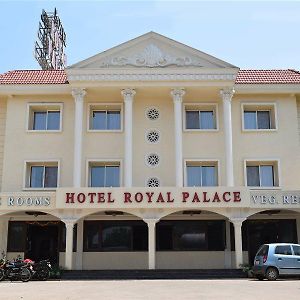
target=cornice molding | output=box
[67,73,237,82]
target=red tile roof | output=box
[0,69,300,85]
[0,70,68,85]
[236,69,300,84]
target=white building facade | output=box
[0,32,300,271]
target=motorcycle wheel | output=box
[20,268,31,282]
[37,267,50,281]
[0,269,5,281]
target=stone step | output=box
[62,269,247,280]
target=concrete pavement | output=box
[0,279,300,300]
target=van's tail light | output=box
[263,255,268,263]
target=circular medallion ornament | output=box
[146,129,160,144]
[146,177,160,187]
[146,107,160,120]
[146,153,160,167]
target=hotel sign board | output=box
[250,190,300,208]
[56,187,250,209]
[0,192,55,210]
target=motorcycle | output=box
[0,256,32,282]
[24,259,52,281]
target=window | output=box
[186,161,218,187]
[89,104,122,131]
[292,245,300,256]
[275,245,292,255]
[28,103,62,131]
[245,161,279,187]
[242,103,277,130]
[7,222,27,252]
[26,162,58,189]
[89,162,120,187]
[156,221,225,251]
[83,221,148,252]
[184,104,217,130]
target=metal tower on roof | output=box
[34,8,67,70]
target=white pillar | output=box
[224,219,232,268]
[220,88,235,187]
[121,88,136,188]
[72,88,86,188]
[171,88,185,187]
[63,220,75,270]
[231,218,245,269]
[0,218,8,257]
[144,219,158,270]
[76,219,84,270]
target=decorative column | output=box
[76,219,84,270]
[121,88,136,187]
[231,218,245,269]
[0,218,8,257]
[72,88,86,187]
[224,220,232,268]
[144,219,158,270]
[171,88,185,187]
[220,88,235,187]
[63,219,76,270]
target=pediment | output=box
[69,32,237,69]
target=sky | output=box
[0,1,300,73]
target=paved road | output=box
[0,279,300,300]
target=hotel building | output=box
[0,32,300,271]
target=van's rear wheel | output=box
[266,267,278,281]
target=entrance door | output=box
[26,224,59,265]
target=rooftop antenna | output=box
[34,8,67,70]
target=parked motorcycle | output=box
[0,257,32,282]
[24,259,51,281]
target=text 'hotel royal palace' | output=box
[0,32,300,271]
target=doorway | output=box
[25,224,59,265]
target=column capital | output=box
[230,218,246,226]
[61,218,77,228]
[121,88,136,101]
[220,88,235,102]
[171,88,185,103]
[143,219,159,227]
[71,88,86,100]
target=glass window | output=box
[200,111,214,129]
[90,165,120,187]
[186,110,216,130]
[102,225,131,251]
[7,222,26,252]
[83,221,148,252]
[187,165,217,187]
[244,110,271,130]
[156,221,225,251]
[292,245,300,256]
[257,111,271,129]
[32,110,60,130]
[246,165,275,187]
[47,111,60,130]
[107,111,121,130]
[186,111,199,129]
[260,165,274,187]
[29,165,58,188]
[275,245,292,255]
[244,111,256,129]
[91,110,121,130]
[33,112,47,130]
[246,166,260,186]
[44,166,58,188]
[30,166,44,188]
